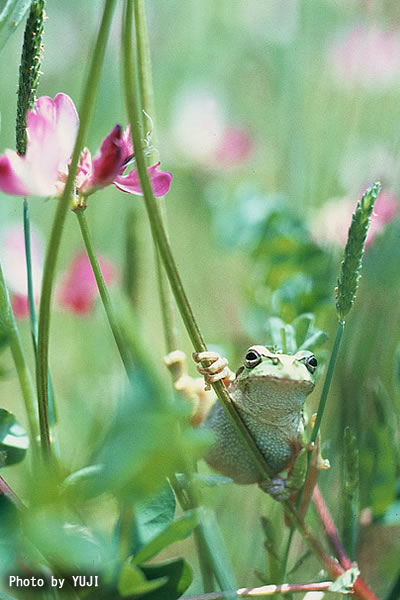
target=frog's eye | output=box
[300,355,318,374]
[244,348,262,368]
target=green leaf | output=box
[94,367,210,504]
[132,483,176,554]
[282,324,296,354]
[25,507,109,571]
[175,473,233,488]
[133,509,200,566]
[0,0,32,52]
[0,409,28,465]
[118,561,167,598]
[298,330,329,353]
[0,494,20,574]
[328,566,360,593]
[198,509,237,590]
[292,313,314,348]
[265,316,286,349]
[383,498,400,525]
[60,465,104,501]
[140,558,193,600]
[0,593,19,600]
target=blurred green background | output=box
[1,1,400,597]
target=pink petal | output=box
[53,93,80,162]
[114,162,172,197]
[85,125,124,191]
[58,252,118,315]
[0,224,43,301]
[33,93,79,165]
[121,124,134,163]
[0,154,30,195]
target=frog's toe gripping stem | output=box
[258,448,308,502]
[192,351,234,391]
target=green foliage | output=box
[0,495,20,572]
[360,423,397,518]
[264,313,328,357]
[0,0,31,52]
[208,185,336,322]
[0,408,28,465]
[24,507,109,572]
[117,557,193,600]
[140,559,193,600]
[92,366,210,503]
[131,483,176,554]
[118,561,168,597]
[133,509,200,566]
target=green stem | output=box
[169,476,215,592]
[36,0,117,461]
[310,320,345,446]
[123,0,275,485]
[0,263,38,452]
[281,320,345,577]
[24,200,58,432]
[23,199,38,342]
[133,5,218,590]
[75,209,134,378]
[134,0,158,155]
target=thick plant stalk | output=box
[131,1,230,592]
[36,0,116,460]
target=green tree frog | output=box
[165,345,327,501]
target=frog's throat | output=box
[230,378,312,424]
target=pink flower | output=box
[311,190,398,249]
[0,225,43,318]
[327,26,400,89]
[0,94,172,200]
[170,86,253,170]
[58,252,118,315]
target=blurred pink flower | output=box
[328,26,400,89]
[0,94,172,199]
[0,225,43,318]
[58,252,118,315]
[311,190,398,249]
[170,86,253,169]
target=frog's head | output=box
[234,345,317,393]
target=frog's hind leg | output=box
[164,350,215,425]
[259,446,308,502]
